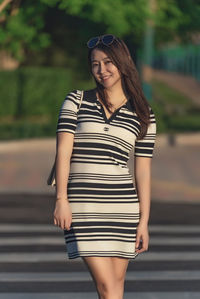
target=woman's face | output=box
[91,49,121,89]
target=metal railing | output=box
[153,44,200,81]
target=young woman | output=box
[53,34,156,299]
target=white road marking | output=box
[0,271,200,282]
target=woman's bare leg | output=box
[82,256,130,299]
[110,257,130,298]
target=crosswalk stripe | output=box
[0,294,98,299]
[0,236,199,246]
[0,271,200,281]
[0,292,199,299]
[149,225,200,233]
[0,251,200,262]
[0,224,200,233]
[0,237,63,245]
[0,253,66,262]
[0,224,59,233]
[136,252,200,261]
[0,222,199,297]
[149,237,200,245]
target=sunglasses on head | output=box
[87,34,116,49]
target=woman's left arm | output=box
[133,107,157,254]
[134,156,152,254]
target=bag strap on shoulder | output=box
[77,90,84,112]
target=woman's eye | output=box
[92,61,112,68]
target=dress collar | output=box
[86,88,133,112]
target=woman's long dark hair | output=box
[87,36,151,140]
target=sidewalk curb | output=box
[0,133,200,153]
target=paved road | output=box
[153,70,200,106]
[0,134,200,202]
[0,135,200,298]
[0,194,200,298]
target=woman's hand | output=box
[135,221,149,254]
[53,199,72,230]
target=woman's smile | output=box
[101,75,111,82]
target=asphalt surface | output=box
[0,135,200,298]
[1,193,200,225]
[0,194,200,298]
[0,134,200,202]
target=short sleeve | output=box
[56,90,79,135]
[134,107,157,158]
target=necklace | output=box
[96,92,127,113]
[110,98,127,112]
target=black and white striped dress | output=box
[56,88,156,259]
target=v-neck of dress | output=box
[94,91,130,124]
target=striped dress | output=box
[56,88,156,259]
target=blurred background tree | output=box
[1,0,200,71]
[0,0,200,139]
[0,0,50,68]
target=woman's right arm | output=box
[53,131,74,230]
[53,89,79,230]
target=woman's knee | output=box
[96,278,123,298]
[115,272,126,289]
[96,279,112,295]
[82,256,124,298]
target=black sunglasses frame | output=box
[87,34,116,49]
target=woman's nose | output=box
[98,62,106,74]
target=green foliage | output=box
[152,79,200,133]
[150,101,168,133]
[0,67,94,140]
[2,0,200,63]
[0,67,74,117]
[154,0,200,44]
[55,0,148,37]
[42,0,200,45]
[0,1,50,61]
[167,115,200,132]
[175,0,200,42]
[152,80,191,111]
[0,70,18,116]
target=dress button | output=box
[104,127,109,132]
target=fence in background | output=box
[153,44,200,81]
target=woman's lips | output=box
[101,76,110,81]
